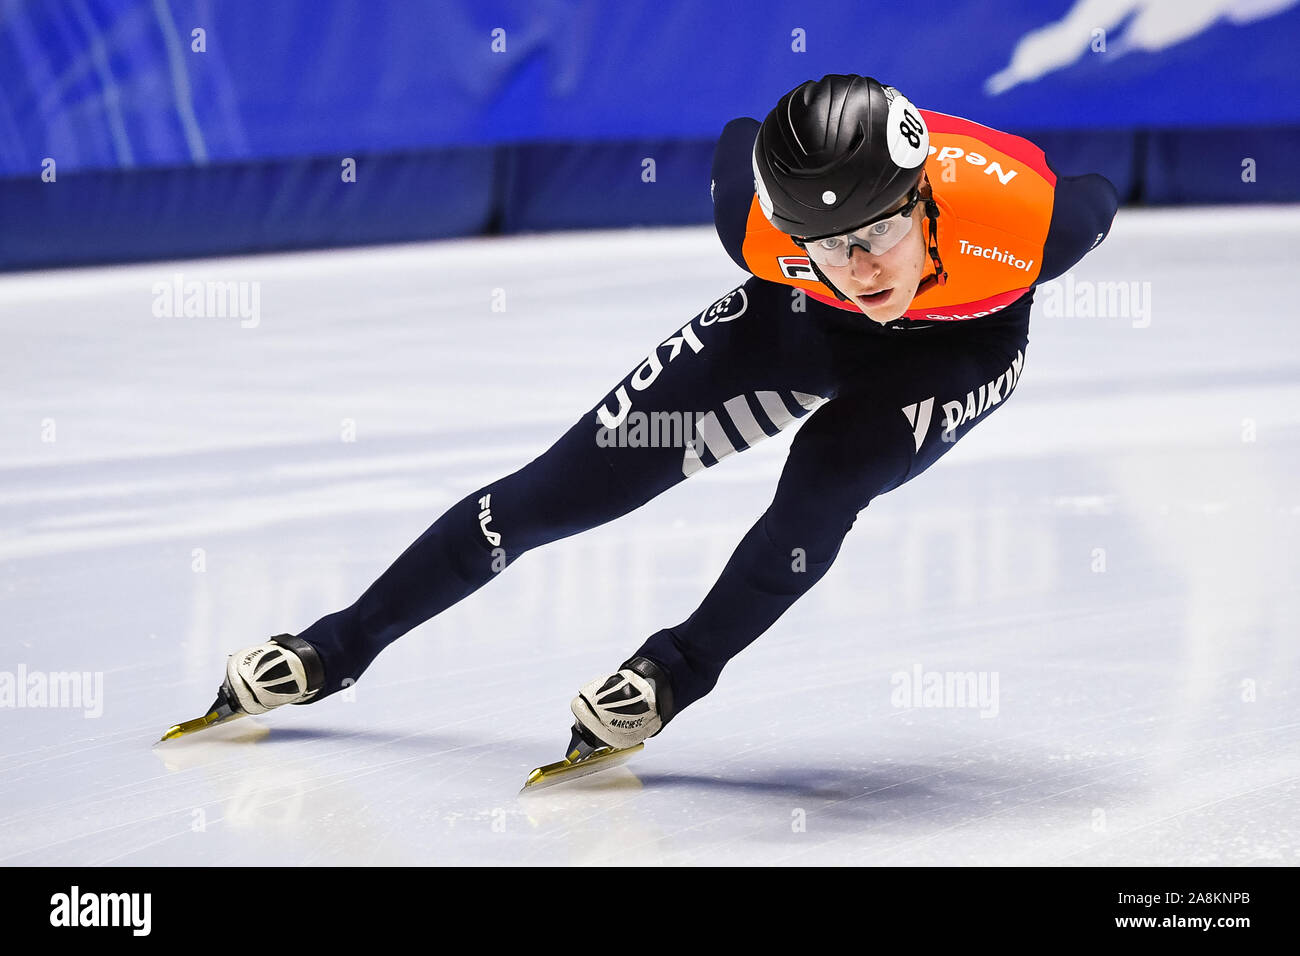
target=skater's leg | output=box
[298,278,840,698]
[633,399,915,712]
[297,418,666,696]
[633,303,1034,715]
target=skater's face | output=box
[808,189,929,325]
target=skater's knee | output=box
[763,453,891,564]
[770,411,915,550]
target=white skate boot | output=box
[523,657,676,790]
[569,656,675,753]
[158,634,324,742]
[224,635,324,715]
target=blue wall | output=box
[3,0,1298,269]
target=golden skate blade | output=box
[157,708,247,743]
[521,743,643,792]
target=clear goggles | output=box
[798,190,921,268]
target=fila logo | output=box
[778,256,816,280]
[477,494,501,547]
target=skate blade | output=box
[157,708,247,744]
[521,743,643,792]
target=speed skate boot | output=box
[224,634,324,715]
[567,656,676,761]
[158,634,324,742]
[521,657,677,789]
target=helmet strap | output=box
[790,238,852,302]
[916,182,947,295]
[809,259,852,302]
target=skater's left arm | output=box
[1037,161,1121,283]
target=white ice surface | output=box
[1,207,1298,865]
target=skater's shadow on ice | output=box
[632,758,1131,819]
[634,767,934,803]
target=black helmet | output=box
[752,74,930,239]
